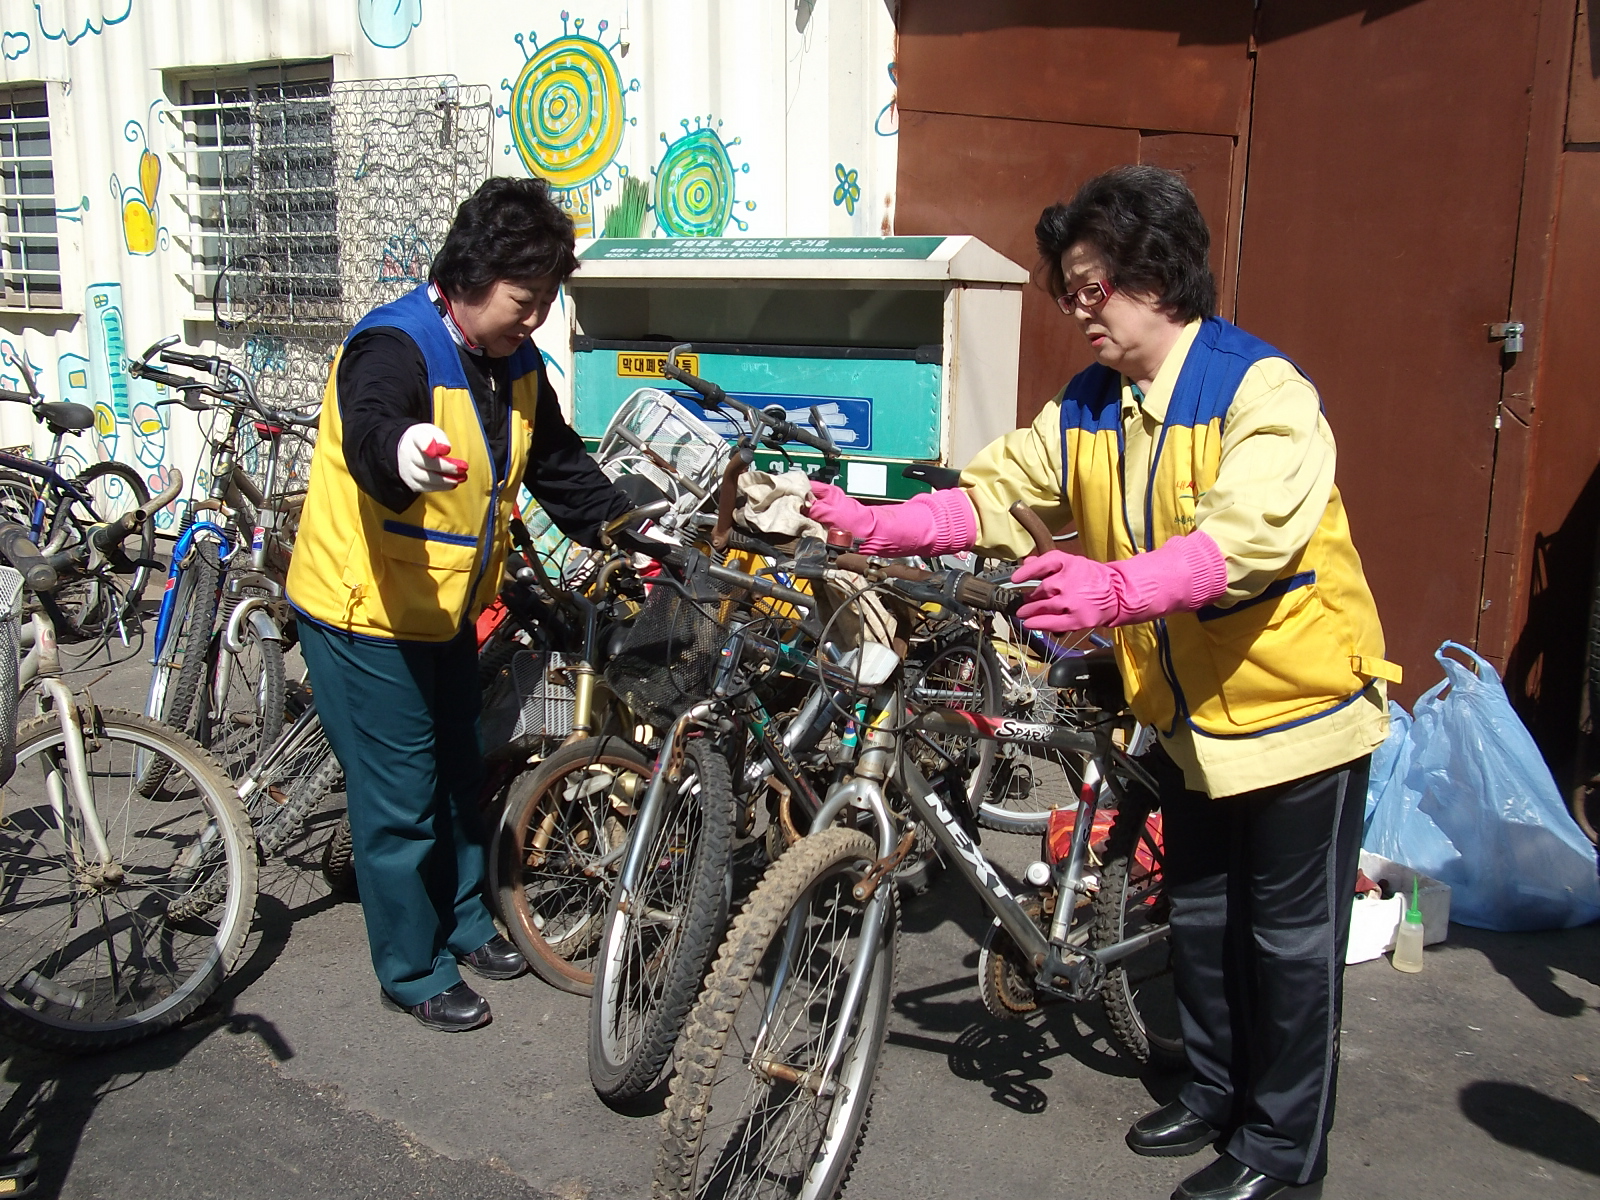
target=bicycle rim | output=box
[497,737,648,995]
[0,709,255,1049]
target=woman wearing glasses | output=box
[808,165,1397,1200]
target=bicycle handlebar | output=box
[0,389,33,406]
[129,338,319,428]
[662,343,841,460]
[89,468,184,563]
[0,523,56,592]
[160,348,223,375]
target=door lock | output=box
[1488,321,1525,355]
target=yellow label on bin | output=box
[617,351,698,378]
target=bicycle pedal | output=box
[0,1151,37,1196]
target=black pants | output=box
[1156,750,1370,1185]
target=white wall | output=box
[0,0,899,524]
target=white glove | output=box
[396,423,468,493]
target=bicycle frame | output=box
[16,613,118,871]
[0,451,95,550]
[768,698,1168,1100]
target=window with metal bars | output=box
[0,85,62,310]
[173,61,338,324]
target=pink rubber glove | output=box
[806,481,976,556]
[1012,531,1228,632]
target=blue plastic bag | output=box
[1396,643,1600,931]
[1364,700,1459,879]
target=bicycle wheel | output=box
[202,615,286,780]
[1092,797,1184,1070]
[656,827,898,1200]
[495,736,647,996]
[163,541,222,735]
[249,721,343,859]
[589,740,734,1105]
[0,708,256,1052]
[320,811,358,898]
[907,635,998,820]
[138,542,222,794]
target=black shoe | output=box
[381,982,491,1032]
[457,934,527,981]
[1126,1100,1220,1157]
[1173,1153,1323,1200]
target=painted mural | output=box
[0,0,898,513]
[85,283,178,527]
[110,101,167,256]
[499,13,638,237]
[653,119,751,238]
[34,0,132,47]
[358,0,421,48]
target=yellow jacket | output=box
[962,318,1398,792]
[287,286,539,642]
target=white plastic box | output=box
[1345,851,1452,965]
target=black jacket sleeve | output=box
[335,329,430,514]
[524,365,631,547]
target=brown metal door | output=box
[1235,0,1543,698]
[895,2,1255,424]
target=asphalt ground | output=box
[0,636,1596,1200]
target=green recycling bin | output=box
[561,236,1026,499]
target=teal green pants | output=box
[298,619,498,1004]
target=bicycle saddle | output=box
[41,401,94,432]
[1047,647,1121,696]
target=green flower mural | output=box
[832,163,860,215]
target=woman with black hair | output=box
[286,177,631,1032]
[808,165,1399,1199]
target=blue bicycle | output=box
[127,337,316,787]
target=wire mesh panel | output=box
[179,74,492,419]
[331,77,494,324]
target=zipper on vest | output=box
[464,382,516,614]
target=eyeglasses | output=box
[1055,279,1114,314]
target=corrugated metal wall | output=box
[0,0,900,526]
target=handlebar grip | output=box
[160,348,219,373]
[0,524,56,593]
[89,467,185,559]
[0,389,33,405]
[660,346,729,407]
[955,574,1009,611]
[1010,502,1055,558]
[130,363,198,390]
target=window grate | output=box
[173,64,338,325]
[0,85,61,311]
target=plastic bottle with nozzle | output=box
[1391,876,1425,973]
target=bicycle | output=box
[0,476,258,1052]
[654,539,1177,1200]
[126,337,317,784]
[0,349,155,645]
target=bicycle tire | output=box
[203,616,286,780]
[589,740,734,1105]
[1092,797,1185,1070]
[321,812,359,898]
[138,542,222,795]
[164,541,223,736]
[494,736,648,997]
[0,708,256,1052]
[656,827,898,1200]
[253,732,344,859]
